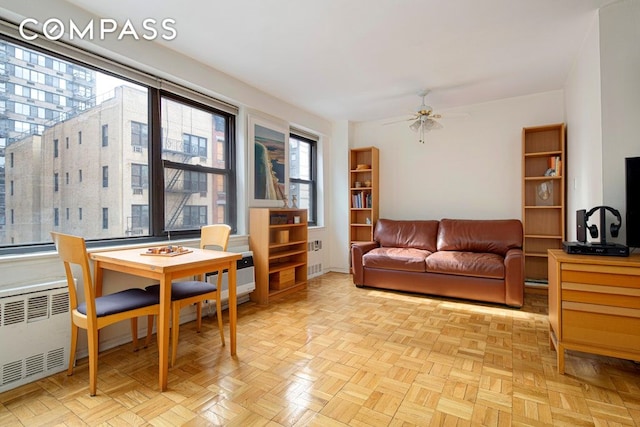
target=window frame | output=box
[0,30,238,254]
[289,132,318,226]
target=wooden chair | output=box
[146,224,231,366]
[50,232,160,396]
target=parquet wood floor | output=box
[1,272,639,426]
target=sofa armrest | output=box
[351,241,379,285]
[504,248,524,307]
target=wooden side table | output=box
[547,249,640,373]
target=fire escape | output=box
[163,136,201,230]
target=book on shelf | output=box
[351,191,371,209]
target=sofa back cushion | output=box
[437,218,523,256]
[374,219,439,251]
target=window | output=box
[102,208,108,229]
[101,124,108,147]
[161,95,235,233]
[131,204,149,229]
[183,170,207,192]
[182,205,207,227]
[0,36,236,252]
[183,133,207,157]
[131,121,148,147]
[131,164,148,189]
[102,166,108,188]
[289,133,318,225]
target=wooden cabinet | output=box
[522,124,566,281]
[249,208,308,305]
[349,147,379,246]
[548,249,640,373]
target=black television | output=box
[626,156,640,248]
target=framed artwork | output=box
[248,115,289,207]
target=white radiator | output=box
[0,280,71,393]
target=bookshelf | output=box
[522,123,566,282]
[349,147,379,248]
[249,208,308,304]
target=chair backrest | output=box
[51,232,96,318]
[200,224,231,251]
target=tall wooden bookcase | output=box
[249,208,308,304]
[349,147,379,247]
[522,123,566,282]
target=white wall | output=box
[599,0,640,244]
[351,91,564,220]
[564,12,603,241]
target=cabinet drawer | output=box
[561,282,640,309]
[562,302,640,350]
[562,267,640,288]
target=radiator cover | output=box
[0,280,71,393]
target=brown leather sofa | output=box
[351,218,524,307]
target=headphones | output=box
[585,206,622,239]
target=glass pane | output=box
[161,98,226,168]
[163,166,228,231]
[289,182,314,223]
[1,39,150,246]
[289,137,311,180]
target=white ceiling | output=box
[65,0,617,122]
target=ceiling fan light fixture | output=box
[409,120,421,132]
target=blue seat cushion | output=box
[77,288,159,317]
[146,281,217,301]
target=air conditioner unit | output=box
[206,251,255,304]
[0,280,71,393]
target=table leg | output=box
[228,261,237,356]
[158,276,171,391]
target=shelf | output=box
[524,150,562,158]
[524,176,562,181]
[522,123,566,282]
[525,252,550,258]
[349,147,379,248]
[268,260,306,274]
[269,223,306,229]
[269,239,306,249]
[268,248,306,260]
[249,207,308,305]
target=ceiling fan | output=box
[387,90,444,143]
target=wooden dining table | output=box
[90,247,242,391]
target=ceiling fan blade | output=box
[383,117,415,125]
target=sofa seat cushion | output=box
[426,251,505,279]
[363,247,430,272]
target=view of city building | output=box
[0,39,228,246]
